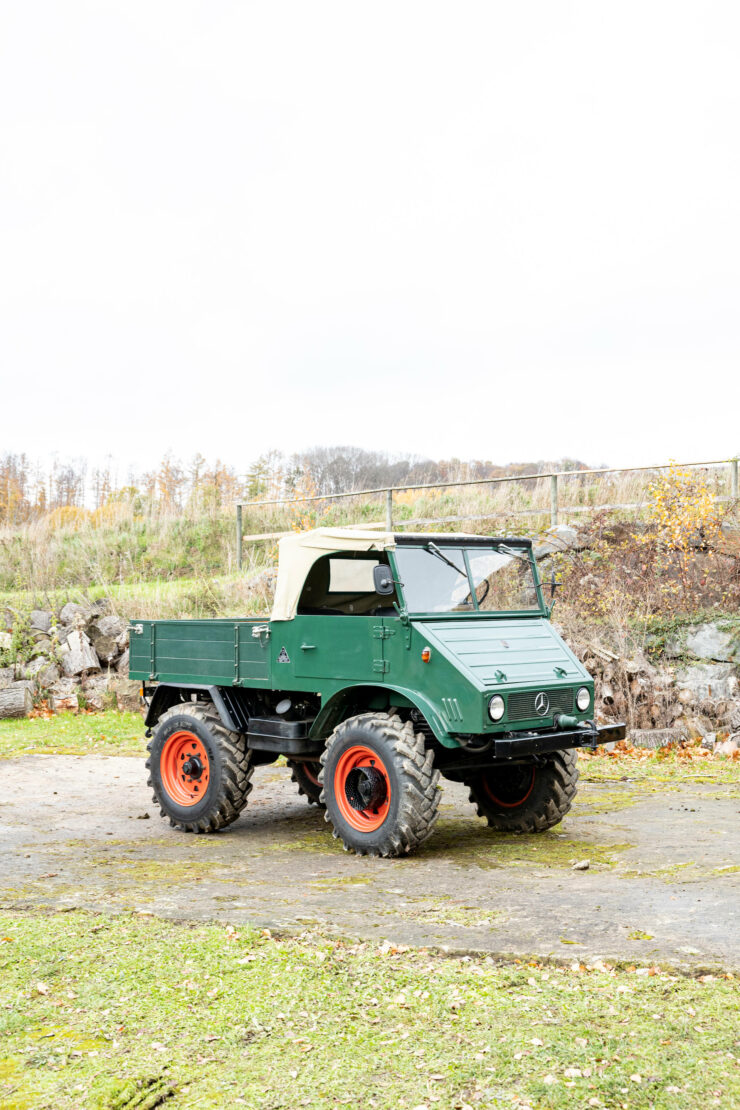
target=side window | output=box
[328,558,380,593]
[298,555,396,614]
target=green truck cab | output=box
[130,528,625,857]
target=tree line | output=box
[0,448,592,526]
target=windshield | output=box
[393,545,541,614]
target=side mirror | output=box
[549,572,558,600]
[373,565,395,596]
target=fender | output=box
[144,684,241,733]
[309,682,459,749]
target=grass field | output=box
[0,712,147,759]
[0,910,737,1110]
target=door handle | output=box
[300,643,316,651]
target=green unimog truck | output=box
[130,528,625,857]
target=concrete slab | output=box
[1,756,738,971]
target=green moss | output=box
[572,788,642,814]
[263,817,631,869]
[309,875,372,892]
[417,819,631,870]
[110,859,235,883]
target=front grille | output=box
[507,687,573,722]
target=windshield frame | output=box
[389,538,546,618]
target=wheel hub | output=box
[344,765,387,811]
[181,755,204,780]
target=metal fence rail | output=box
[234,457,739,569]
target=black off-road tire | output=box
[466,750,578,833]
[287,759,325,807]
[146,702,254,833]
[320,712,440,857]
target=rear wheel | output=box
[146,703,254,833]
[288,759,324,806]
[321,712,440,857]
[466,750,578,833]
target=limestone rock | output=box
[60,630,100,676]
[30,636,52,658]
[22,657,61,689]
[533,524,582,560]
[0,666,15,690]
[82,673,114,711]
[59,602,87,625]
[675,663,738,703]
[30,609,53,634]
[49,677,78,698]
[91,635,119,665]
[93,615,127,640]
[109,676,142,712]
[685,623,740,663]
[0,631,12,651]
[116,648,129,676]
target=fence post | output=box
[731,459,739,501]
[236,504,243,571]
[549,474,558,527]
[385,488,393,531]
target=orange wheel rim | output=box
[160,730,210,807]
[483,765,535,808]
[334,745,391,832]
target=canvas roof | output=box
[271,528,395,622]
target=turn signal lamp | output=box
[421,646,432,663]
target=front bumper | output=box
[492,722,626,760]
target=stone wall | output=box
[0,601,141,716]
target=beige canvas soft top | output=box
[271,528,395,622]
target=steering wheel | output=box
[475,579,490,605]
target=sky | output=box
[1,0,739,477]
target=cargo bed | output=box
[128,619,272,687]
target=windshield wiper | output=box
[494,543,531,563]
[425,542,468,580]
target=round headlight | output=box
[576,687,590,712]
[488,695,505,721]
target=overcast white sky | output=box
[2,1,739,476]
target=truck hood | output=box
[417,617,589,689]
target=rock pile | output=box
[0,601,140,718]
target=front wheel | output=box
[465,750,578,833]
[320,712,440,857]
[146,703,254,833]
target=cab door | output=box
[291,615,387,681]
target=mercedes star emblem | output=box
[534,691,550,716]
